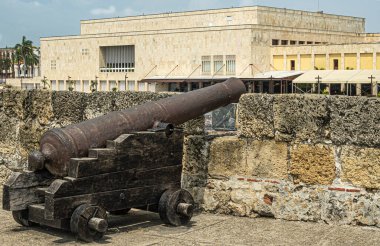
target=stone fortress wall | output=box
[1,90,380,227]
[182,93,380,228]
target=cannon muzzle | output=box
[29,77,246,176]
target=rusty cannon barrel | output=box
[28,77,246,176]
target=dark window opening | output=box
[281,40,288,45]
[290,60,296,70]
[333,59,339,70]
[272,39,279,45]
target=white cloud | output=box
[32,1,41,6]
[239,0,256,7]
[90,5,116,16]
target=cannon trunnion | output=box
[3,131,193,242]
[3,78,246,242]
[28,78,246,177]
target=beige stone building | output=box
[39,6,380,94]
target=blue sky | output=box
[0,0,379,47]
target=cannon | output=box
[3,78,246,242]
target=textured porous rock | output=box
[273,94,330,142]
[19,90,53,152]
[0,90,205,170]
[182,136,209,188]
[52,91,86,125]
[201,178,380,227]
[329,96,380,147]
[246,140,288,179]
[0,89,28,168]
[208,136,247,177]
[181,116,205,135]
[341,146,380,189]
[274,185,322,222]
[0,165,12,185]
[238,94,274,139]
[202,179,231,214]
[351,193,379,226]
[290,144,335,185]
[321,191,355,225]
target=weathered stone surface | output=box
[201,178,380,228]
[19,90,54,152]
[341,145,380,189]
[273,94,330,142]
[0,165,12,185]
[52,91,87,125]
[290,144,335,185]
[330,96,380,147]
[208,136,247,177]
[182,135,209,188]
[0,89,28,169]
[275,186,322,222]
[246,140,288,179]
[238,94,274,139]
[0,90,205,170]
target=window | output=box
[290,60,295,70]
[333,59,339,70]
[75,80,81,91]
[201,56,211,75]
[128,80,135,91]
[138,82,146,91]
[83,80,89,92]
[299,41,305,45]
[100,81,107,91]
[100,45,135,73]
[118,80,126,91]
[51,60,56,70]
[290,40,297,45]
[281,40,288,45]
[226,55,236,75]
[51,80,57,91]
[307,41,313,44]
[226,16,233,24]
[213,55,224,75]
[148,83,155,92]
[272,39,279,45]
[109,81,117,91]
[81,48,89,56]
[58,80,64,91]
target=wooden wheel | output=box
[12,210,34,227]
[70,204,108,242]
[158,189,194,226]
[109,208,131,215]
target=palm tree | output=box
[3,57,11,78]
[26,50,39,78]
[15,36,37,78]
[10,52,15,78]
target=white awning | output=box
[253,70,303,80]
[294,70,380,84]
[348,70,380,84]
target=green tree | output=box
[14,36,38,78]
[3,57,11,78]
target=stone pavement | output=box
[1,206,380,246]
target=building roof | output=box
[253,71,303,80]
[140,71,302,83]
[293,70,380,84]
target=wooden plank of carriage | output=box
[68,131,183,178]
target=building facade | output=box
[39,6,379,94]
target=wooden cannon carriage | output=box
[2,78,246,242]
